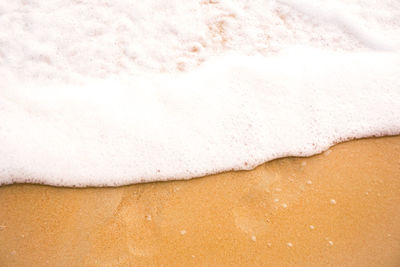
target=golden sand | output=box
[0,136,399,266]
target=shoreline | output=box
[1,134,399,188]
[1,135,399,265]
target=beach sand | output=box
[0,136,399,266]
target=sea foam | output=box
[1,49,400,186]
[0,0,400,186]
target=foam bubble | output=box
[1,49,400,186]
[1,0,400,187]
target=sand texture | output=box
[0,136,399,266]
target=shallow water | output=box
[1,0,400,186]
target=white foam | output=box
[278,0,399,51]
[0,0,400,186]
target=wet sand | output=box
[0,136,399,266]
